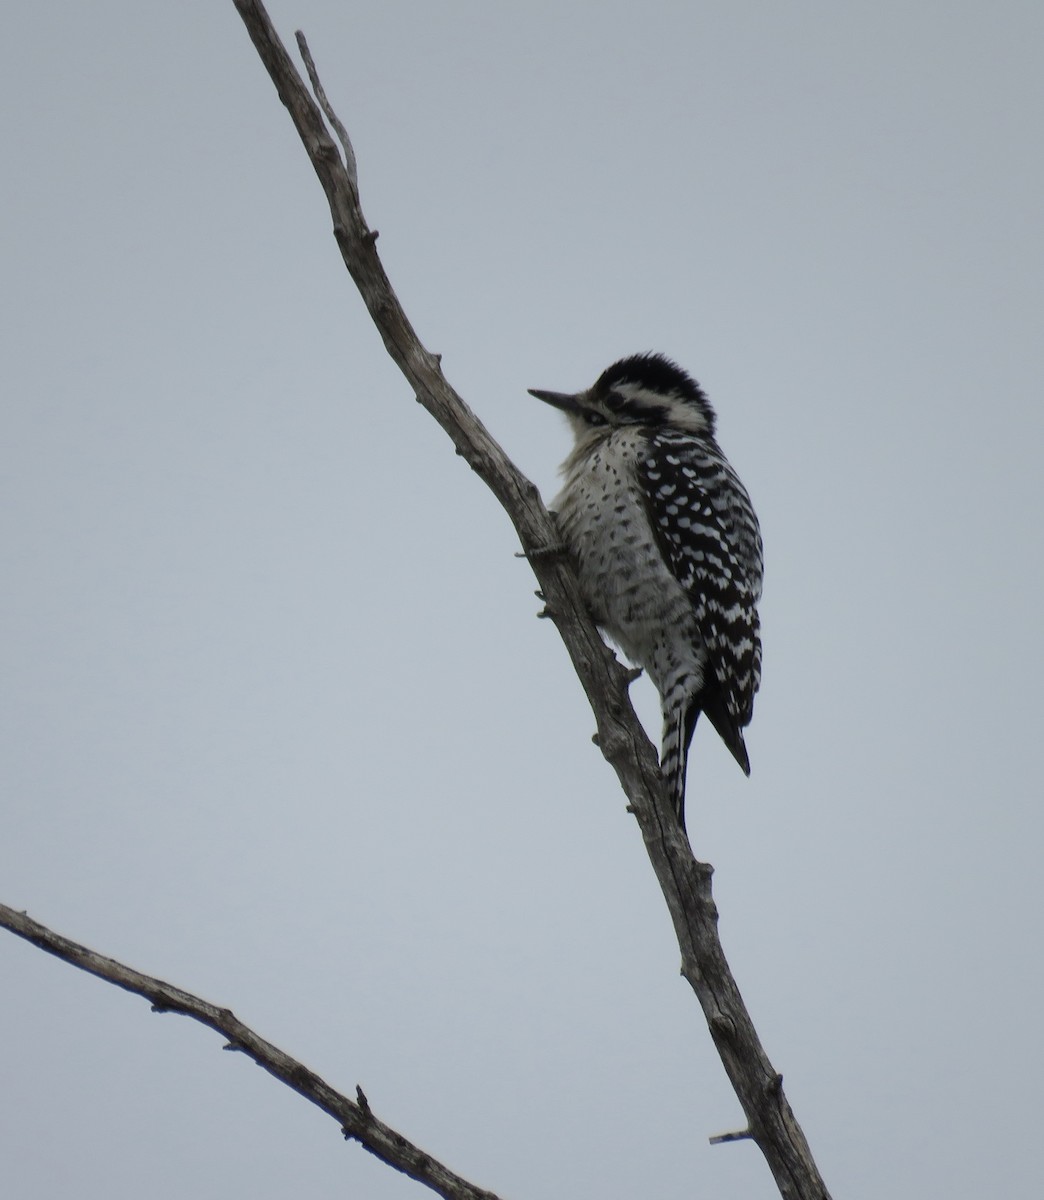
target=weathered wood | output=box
[0,903,505,1200]
[233,4,832,1196]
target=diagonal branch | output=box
[0,4,833,1199]
[0,903,504,1200]
[229,7,832,1197]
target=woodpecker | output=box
[529,353,762,829]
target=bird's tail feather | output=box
[661,690,750,830]
[660,700,698,830]
[702,692,751,776]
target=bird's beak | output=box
[528,387,584,415]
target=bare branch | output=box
[230,0,664,813]
[0,903,504,1200]
[0,4,834,1199]
[229,9,834,1195]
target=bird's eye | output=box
[586,412,607,426]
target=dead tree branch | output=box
[0,903,504,1200]
[1,4,833,1198]
[230,6,832,1196]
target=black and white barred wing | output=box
[639,432,763,730]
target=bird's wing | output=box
[638,432,762,728]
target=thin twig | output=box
[295,30,358,188]
[710,1128,755,1145]
[0,903,503,1200]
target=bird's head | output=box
[529,353,716,442]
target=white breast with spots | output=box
[551,428,707,696]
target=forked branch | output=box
[231,6,831,1196]
[1,5,834,1199]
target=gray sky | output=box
[3,2,1043,1197]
